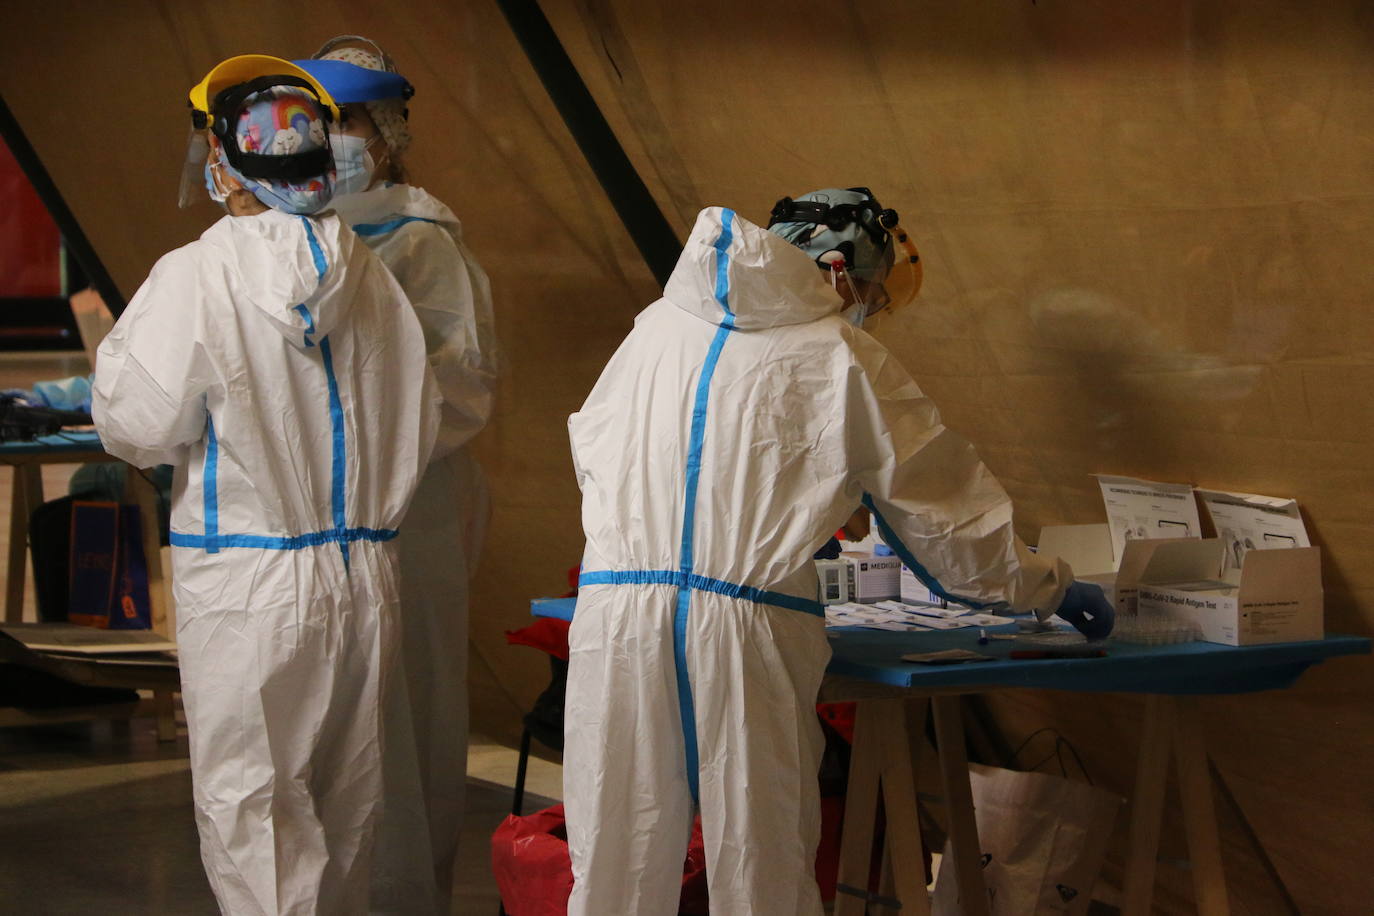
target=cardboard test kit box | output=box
[1135,539,1324,646]
[1037,523,1196,618]
[843,553,901,604]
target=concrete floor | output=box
[0,719,560,913]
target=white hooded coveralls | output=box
[93,209,439,916]
[565,208,1069,915]
[328,183,498,914]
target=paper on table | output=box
[962,612,1018,627]
[1095,474,1201,565]
[1195,487,1311,576]
[825,603,938,631]
[873,600,972,619]
[826,602,1014,631]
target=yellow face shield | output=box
[179,55,341,208]
[188,55,340,128]
[873,223,923,318]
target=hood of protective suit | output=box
[664,207,842,330]
[327,182,464,237]
[200,208,356,346]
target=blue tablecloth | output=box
[0,430,104,458]
[530,596,1369,696]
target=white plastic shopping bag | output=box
[931,764,1122,915]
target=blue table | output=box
[532,596,1366,695]
[533,595,1369,914]
[0,429,105,457]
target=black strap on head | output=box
[207,75,334,182]
[768,186,901,250]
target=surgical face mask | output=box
[333,133,381,196]
[213,150,335,215]
[204,158,229,205]
[246,177,335,215]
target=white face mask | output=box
[333,133,382,195]
[204,155,229,205]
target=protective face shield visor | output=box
[178,55,341,207]
[768,187,923,322]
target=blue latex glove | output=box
[1056,581,1115,639]
[32,374,94,413]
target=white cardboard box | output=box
[1095,475,1202,561]
[1195,488,1311,576]
[814,559,852,606]
[899,564,947,607]
[1134,540,1323,646]
[1037,523,1197,617]
[843,554,902,604]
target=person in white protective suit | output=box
[564,192,1114,914]
[294,36,499,914]
[93,56,439,916]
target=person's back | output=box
[573,209,864,600]
[99,209,436,543]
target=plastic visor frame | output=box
[821,222,923,319]
[188,55,341,128]
[872,223,922,316]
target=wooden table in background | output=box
[1,430,176,739]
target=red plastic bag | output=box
[817,701,857,744]
[505,617,572,660]
[492,805,574,915]
[493,804,712,915]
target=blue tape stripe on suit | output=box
[351,215,439,237]
[298,217,351,570]
[672,208,736,806]
[299,217,327,280]
[203,417,219,554]
[577,569,824,618]
[860,493,993,610]
[293,304,316,348]
[319,335,349,569]
[171,527,397,550]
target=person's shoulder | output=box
[140,218,238,286]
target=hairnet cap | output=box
[292,58,410,104]
[215,86,335,214]
[313,38,413,157]
[189,54,340,125]
[232,88,329,159]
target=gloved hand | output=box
[1056,581,1115,640]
